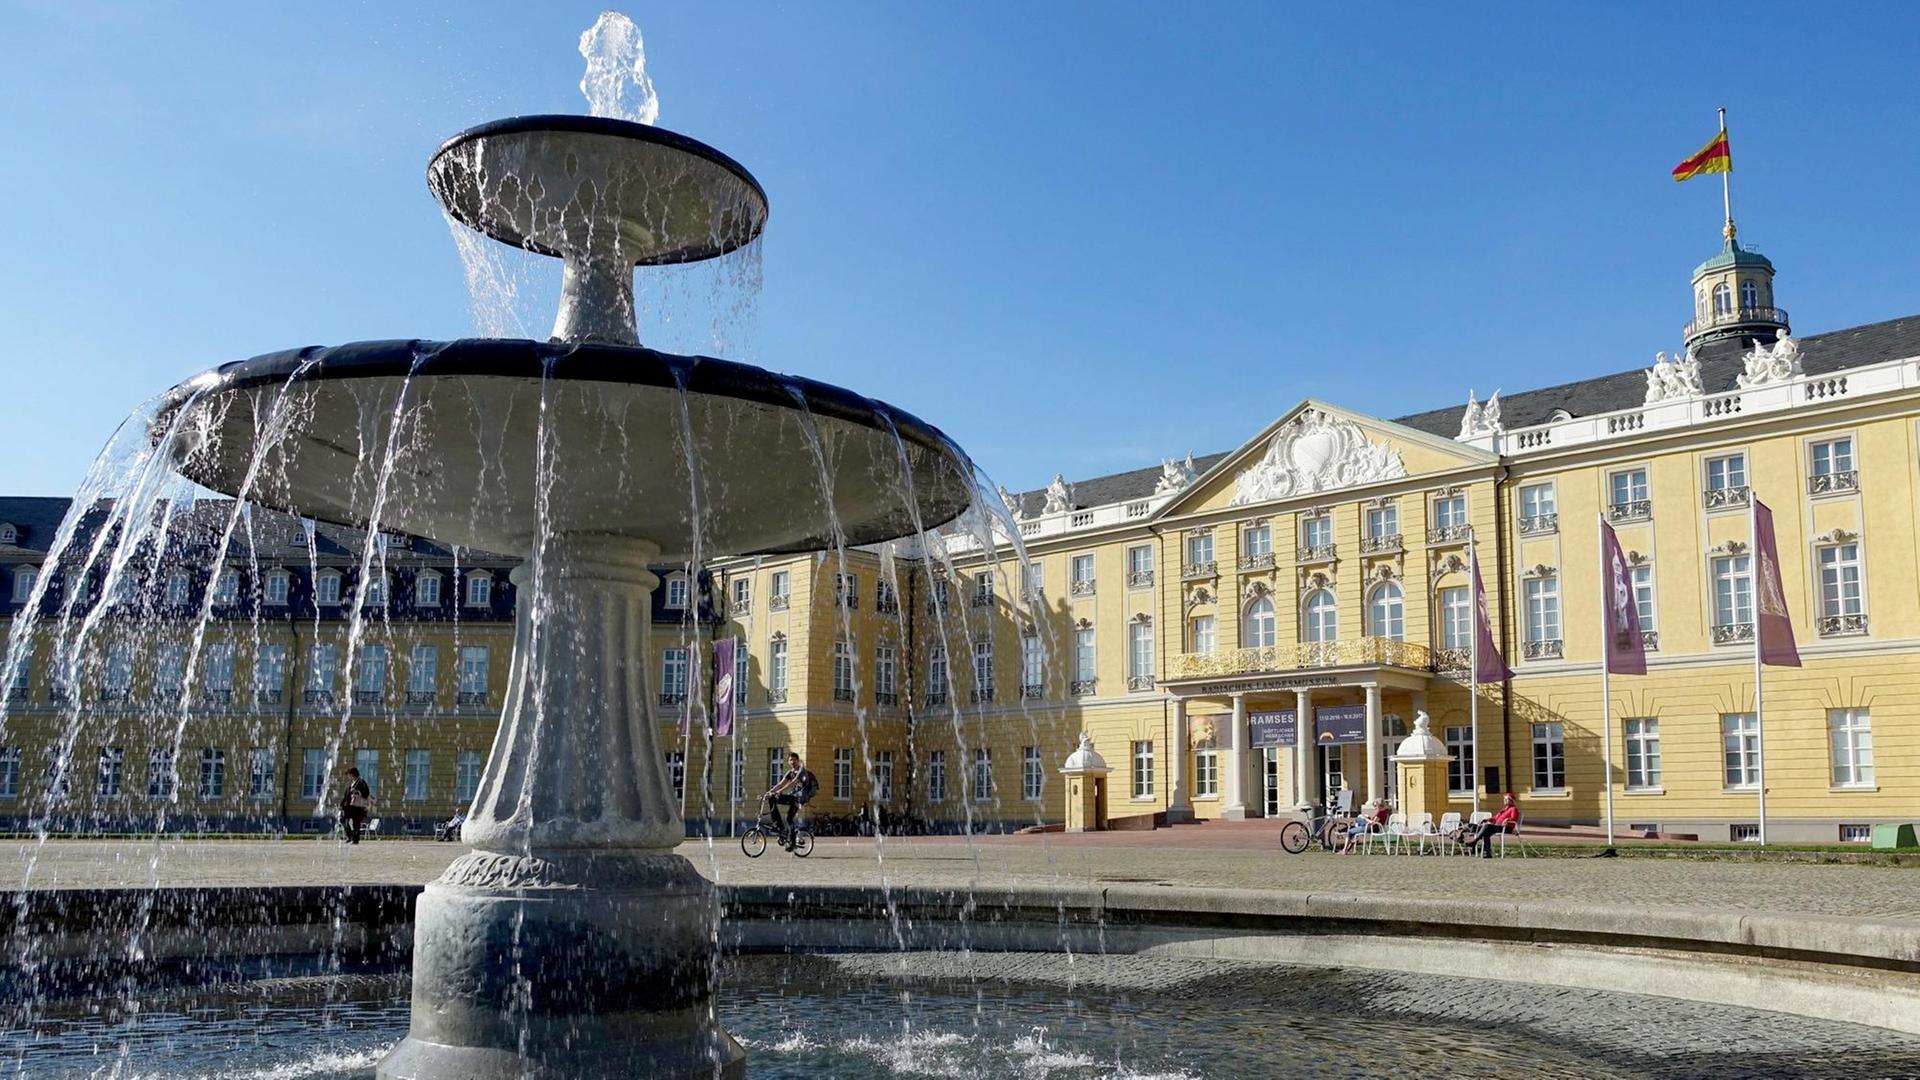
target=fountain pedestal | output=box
[379,539,743,1080]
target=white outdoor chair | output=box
[1380,814,1408,855]
[1497,813,1531,858]
[1438,811,1463,855]
[1410,811,1442,855]
[1334,788,1355,815]
[1356,816,1388,854]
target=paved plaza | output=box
[9,822,1920,924]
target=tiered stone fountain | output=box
[152,114,973,1078]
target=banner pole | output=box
[1596,514,1615,846]
[1468,527,1481,816]
[1751,496,1768,846]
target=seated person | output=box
[436,810,466,841]
[1337,799,1391,853]
[1462,793,1521,857]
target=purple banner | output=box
[1472,551,1511,684]
[1599,517,1646,675]
[1753,501,1802,668]
[1250,710,1296,748]
[1314,705,1367,745]
[712,637,738,736]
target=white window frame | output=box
[458,645,490,699]
[1194,748,1219,799]
[1722,713,1760,790]
[971,748,992,801]
[769,635,789,692]
[415,571,442,607]
[1706,453,1747,495]
[1810,436,1854,479]
[1243,522,1273,558]
[1817,543,1864,618]
[455,749,484,803]
[247,747,274,801]
[1444,726,1475,796]
[1624,718,1661,792]
[1433,494,1467,532]
[1368,581,1404,640]
[404,749,431,802]
[832,748,853,801]
[12,565,38,604]
[1365,504,1398,541]
[972,640,995,698]
[1711,555,1752,630]
[315,569,343,606]
[1523,576,1560,646]
[876,750,894,803]
[1301,515,1332,550]
[663,574,690,610]
[1828,708,1873,789]
[1519,482,1556,522]
[662,647,690,698]
[1530,722,1565,792]
[1439,587,1470,650]
[1131,740,1155,799]
[464,572,492,608]
[264,569,291,606]
[1022,746,1043,802]
[1189,615,1216,655]
[1631,564,1657,634]
[198,748,225,800]
[1127,621,1153,681]
[408,644,439,695]
[1302,589,1337,643]
[927,750,947,804]
[1608,467,1649,509]
[1186,532,1214,566]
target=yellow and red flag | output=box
[1672,131,1731,182]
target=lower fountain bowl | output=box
[152,337,975,559]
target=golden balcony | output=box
[1166,637,1435,680]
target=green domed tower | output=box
[1684,229,1788,352]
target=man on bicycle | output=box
[764,752,816,850]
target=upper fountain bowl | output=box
[428,115,768,266]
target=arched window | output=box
[1695,288,1707,319]
[1739,280,1759,310]
[1242,596,1276,647]
[1368,581,1405,640]
[1712,282,1733,315]
[1303,589,1338,643]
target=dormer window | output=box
[0,524,16,545]
[165,570,191,607]
[212,568,239,605]
[11,565,37,604]
[464,572,492,608]
[416,571,442,607]
[264,569,291,606]
[663,574,689,610]
[363,573,388,607]
[315,569,343,606]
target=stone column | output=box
[1294,687,1316,811]
[1166,698,1193,823]
[381,537,744,1080]
[1222,692,1250,820]
[1364,683,1384,805]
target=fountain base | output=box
[378,850,743,1080]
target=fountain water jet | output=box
[148,108,974,1080]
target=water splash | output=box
[578,11,660,125]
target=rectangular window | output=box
[1631,565,1657,633]
[1186,532,1213,566]
[837,572,860,608]
[829,749,852,799]
[663,648,690,698]
[404,750,430,802]
[1609,468,1649,508]
[146,747,173,799]
[1524,577,1560,645]
[204,641,235,691]
[1444,726,1475,795]
[265,571,290,606]
[1021,635,1043,690]
[212,568,239,604]
[1320,744,1344,796]
[972,570,993,603]
[455,750,483,802]
[1301,515,1332,549]
[665,751,685,802]
[734,644,749,706]
[98,747,124,798]
[1194,748,1219,798]
[1624,718,1661,791]
[1722,713,1759,789]
[875,646,897,697]
[730,577,751,610]
[316,573,341,606]
[1519,483,1556,521]
[103,641,135,693]
[1530,722,1565,791]
[664,575,689,609]
[1127,545,1153,586]
[1243,523,1272,557]
[831,640,854,695]
[254,644,287,701]
[1706,453,1747,493]
[1433,494,1467,531]
[1829,708,1874,788]
[1440,587,1470,649]
[1365,504,1398,540]
[363,574,386,607]
[354,749,379,796]
[927,646,947,698]
[1817,544,1863,618]
[1712,555,1752,629]
[929,577,950,611]
[1190,615,1216,655]
[1839,824,1872,844]
[248,748,274,800]
[164,571,190,607]
[1128,621,1154,682]
[198,748,225,800]
[415,573,441,606]
[730,748,746,803]
[1073,628,1095,685]
[1070,554,1095,590]
[465,573,492,607]
[455,646,489,702]
[408,645,439,694]
[1811,437,1854,478]
[1730,823,1761,843]
[307,643,337,695]
[770,570,790,603]
[0,747,20,799]
[357,644,388,696]
[769,637,789,692]
[1022,746,1042,801]
[301,748,326,801]
[1019,562,1042,598]
[768,747,786,792]
[972,640,994,699]
[876,750,894,803]
[972,748,992,801]
[1132,740,1155,798]
[927,750,947,803]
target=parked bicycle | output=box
[741,797,814,858]
[1278,801,1346,854]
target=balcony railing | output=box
[1166,637,1434,680]
[832,687,855,703]
[1711,622,1755,645]
[457,690,488,706]
[1521,639,1564,660]
[1238,552,1276,572]
[1703,486,1751,510]
[1020,683,1044,700]
[1296,544,1336,563]
[406,690,437,706]
[1808,470,1859,496]
[1426,524,1470,545]
[353,690,383,707]
[836,591,860,610]
[1818,613,1868,637]
[303,690,335,707]
[658,691,688,707]
[5,686,27,703]
[1642,629,1660,651]
[970,687,996,704]
[1517,513,1558,536]
[768,593,790,613]
[1606,500,1651,524]
[97,688,132,705]
[922,691,945,707]
[1181,561,1217,580]
[1683,305,1788,342]
[970,593,995,609]
[875,690,898,707]
[1432,647,1469,674]
[256,689,283,706]
[1069,579,1096,597]
[876,596,899,615]
[730,598,752,617]
[1128,570,1154,588]
[1069,678,1096,696]
[1359,533,1402,555]
[1126,675,1156,692]
[198,689,232,707]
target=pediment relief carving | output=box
[1230,408,1408,506]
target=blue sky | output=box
[4,2,1918,496]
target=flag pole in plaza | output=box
[1468,526,1481,817]
[1750,493,1767,844]
[1747,495,1803,847]
[1596,514,1615,846]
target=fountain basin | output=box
[155,338,974,559]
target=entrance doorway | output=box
[1262,748,1282,816]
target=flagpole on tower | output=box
[1719,107,1735,241]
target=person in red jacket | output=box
[1462,792,1520,858]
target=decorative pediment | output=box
[1626,550,1651,567]
[1371,564,1398,583]
[1301,571,1334,593]
[1130,612,1153,625]
[1186,587,1214,611]
[1241,580,1272,601]
[1708,540,1750,558]
[1074,617,1093,630]
[1229,408,1408,506]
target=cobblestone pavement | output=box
[9,829,1920,923]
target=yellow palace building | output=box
[3,226,1917,843]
